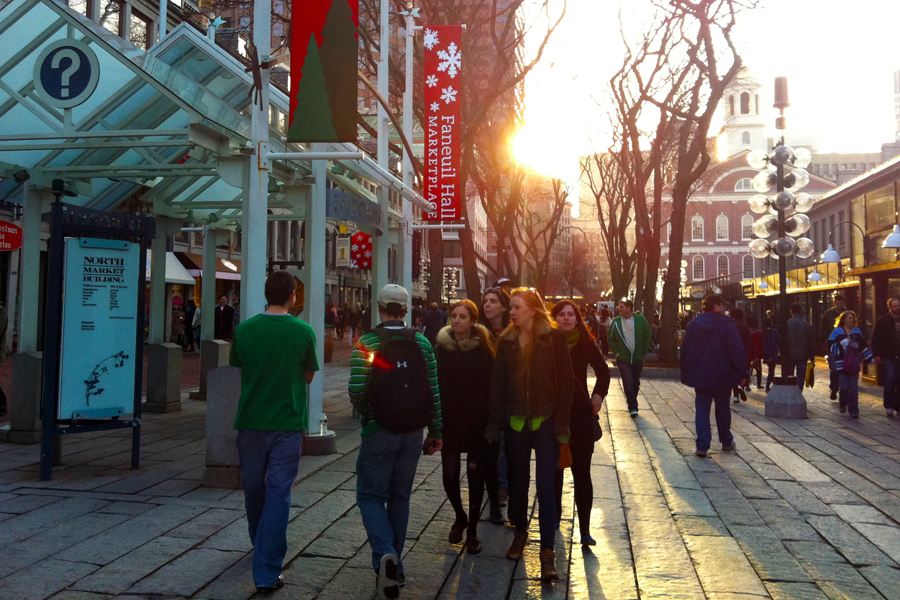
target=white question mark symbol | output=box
[51,49,80,98]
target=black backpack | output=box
[366,328,434,433]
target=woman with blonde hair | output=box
[828,310,872,418]
[486,288,574,582]
[434,300,499,554]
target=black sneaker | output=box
[830,390,838,400]
[377,554,400,600]
[722,442,736,451]
[398,573,406,587]
[695,449,708,458]
[256,574,284,591]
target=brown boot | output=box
[506,529,528,560]
[540,548,559,581]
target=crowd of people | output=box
[224,272,898,597]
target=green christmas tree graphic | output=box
[320,0,359,141]
[289,33,338,142]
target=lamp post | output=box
[745,77,814,419]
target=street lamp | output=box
[746,76,809,418]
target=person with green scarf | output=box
[551,300,609,546]
[608,300,652,417]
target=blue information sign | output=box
[33,39,100,109]
[58,238,140,420]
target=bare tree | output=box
[611,0,753,361]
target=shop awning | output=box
[146,251,197,286]
[177,252,241,281]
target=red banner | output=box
[423,25,462,221]
[0,220,22,251]
[350,231,372,269]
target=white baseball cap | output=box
[377,284,410,309]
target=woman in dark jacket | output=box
[487,288,574,582]
[551,300,609,546]
[479,286,511,340]
[434,300,498,555]
[828,310,873,418]
[761,317,780,392]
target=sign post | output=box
[40,203,154,481]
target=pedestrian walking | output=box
[550,300,609,546]
[729,308,756,403]
[747,315,764,390]
[871,298,900,416]
[787,303,816,392]
[598,308,612,356]
[348,302,362,345]
[192,303,202,353]
[828,311,873,418]
[608,300,652,417]
[214,294,235,340]
[171,304,186,349]
[761,317,780,392]
[821,295,846,400]
[348,284,443,600]
[479,286,512,511]
[229,270,320,590]
[486,288,574,582]
[434,300,500,554]
[184,299,197,352]
[422,301,448,346]
[679,294,749,458]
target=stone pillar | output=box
[2,352,43,443]
[144,343,182,413]
[765,380,808,419]
[190,339,230,401]
[203,365,242,488]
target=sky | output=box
[512,0,900,182]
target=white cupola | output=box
[718,68,767,159]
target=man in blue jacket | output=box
[680,294,750,458]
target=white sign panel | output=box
[336,234,351,267]
[58,238,140,419]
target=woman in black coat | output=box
[434,300,498,555]
[551,300,610,546]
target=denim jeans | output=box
[881,358,900,411]
[839,372,860,416]
[793,360,807,392]
[505,420,560,550]
[829,364,840,393]
[694,388,733,452]
[237,430,303,587]
[356,428,423,571]
[617,361,644,412]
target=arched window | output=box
[691,216,704,241]
[740,92,750,114]
[735,178,754,192]
[693,255,705,280]
[741,131,751,145]
[741,214,753,239]
[728,95,735,116]
[742,255,754,280]
[717,255,729,277]
[716,215,729,241]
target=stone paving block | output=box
[569,537,638,599]
[303,513,369,559]
[140,478,203,497]
[628,517,704,598]
[728,525,814,583]
[0,493,63,513]
[299,469,353,494]
[290,489,326,510]
[438,556,512,600]
[807,516,897,566]
[830,504,894,525]
[749,498,821,541]
[94,502,156,516]
[0,558,98,600]
[193,554,256,600]
[662,487,718,518]
[817,578,886,600]
[859,565,900,600]
[72,536,198,595]
[127,548,245,595]
[48,592,114,600]
[0,496,110,544]
[314,565,377,600]
[851,523,900,564]
[764,581,829,600]
[166,508,244,540]
[55,503,208,565]
[683,534,768,595]
[801,481,867,505]
[674,515,730,537]
[769,479,835,516]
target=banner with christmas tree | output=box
[423,25,462,221]
[289,0,359,142]
[350,231,372,269]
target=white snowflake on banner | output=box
[350,260,358,268]
[441,86,458,104]
[424,28,439,50]
[430,102,441,112]
[425,74,439,88]
[365,250,372,258]
[437,42,461,78]
[362,260,370,267]
[351,244,359,251]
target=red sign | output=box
[0,220,22,251]
[350,231,372,269]
[423,25,462,221]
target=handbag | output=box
[558,442,573,469]
[843,345,862,373]
[805,362,815,388]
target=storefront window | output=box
[865,184,896,233]
[863,278,874,337]
[851,195,865,267]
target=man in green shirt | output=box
[230,270,319,591]
[608,299,652,417]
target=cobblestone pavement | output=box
[3,359,900,599]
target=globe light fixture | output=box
[749,238,771,259]
[783,168,810,192]
[746,149,769,170]
[793,147,812,169]
[772,236,797,257]
[793,192,813,213]
[752,171,778,193]
[883,224,900,249]
[749,194,770,214]
[821,243,841,263]
[752,215,778,238]
[785,214,811,237]
[771,145,794,166]
[773,191,794,211]
[795,237,814,259]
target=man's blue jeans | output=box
[505,420,560,550]
[793,360,807,392]
[617,361,644,412]
[839,372,860,416]
[356,428,422,572]
[237,430,303,587]
[694,388,734,452]
[881,358,900,411]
